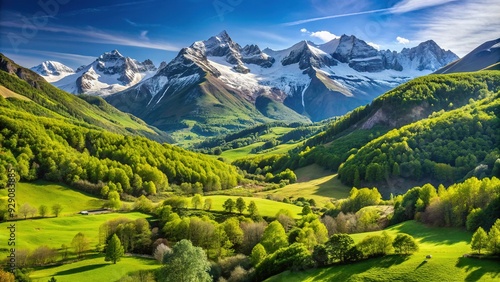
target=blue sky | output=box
[1,0,499,69]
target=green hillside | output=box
[0,181,105,216]
[0,54,171,143]
[240,71,500,191]
[338,93,500,192]
[0,212,151,253]
[255,165,351,205]
[267,221,500,282]
[30,256,159,282]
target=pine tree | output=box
[105,234,124,264]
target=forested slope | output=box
[0,55,241,196]
[0,53,171,142]
[338,93,500,189]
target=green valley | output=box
[0,50,499,282]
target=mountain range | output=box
[32,50,157,96]
[32,31,458,136]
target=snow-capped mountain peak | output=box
[30,61,75,82]
[99,49,124,61]
[106,31,458,125]
[36,50,157,95]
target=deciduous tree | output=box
[38,205,48,218]
[235,197,246,214]
[223,198,235,213]
[191,194,203,209]
[325,233,354,263]
[471,227,488,254]
[488,219,500,254]
[160,239,211,282]
[52,204,63,217]
[392,233,418,254]
[250,243,267,266]
[261,221,288,254]
[203,198,213,211]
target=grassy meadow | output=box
[0,212,151,256]
[0,181,105,216]
[255,165,352,206]
[29,255,160,282]
[267,221,500,281]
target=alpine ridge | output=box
[105,31,457,136]
[32,50,157,95]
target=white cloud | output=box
[396,36,410,44]
[367,42,381,50]
[0,21,179,51]
[413,0,500,56]
[391,0,458,14]
[301,29,339,43]
[140,30,149,40]
[310,31,339,42]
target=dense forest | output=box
[338,93,500,187]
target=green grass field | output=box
[0,181,105,216]
[29,255,160,282]
[255,165,352,206]
[267,221,500,281]
[199,195,303,218]
[0,212,151,255]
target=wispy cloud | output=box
[396,36,410,44]
[391,0,458,14]
[282,8,390,26]
[282,0,458,26]
[125,18,162,28]
[413,0,500,56]
[140,30,149,40]
[0,21,180,51]
[65,0,155,16]
[21,49,96,66]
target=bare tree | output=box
[153,243,172,263]
[71,232,90,258]
[52,204,63,217]
[19,203,33,219]
[240,221,267,254]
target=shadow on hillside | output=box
[311,255,409,281]
[391,221,469,245]
[455,257,500,281]
[54,263,107,276]
[315,175,351,199]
